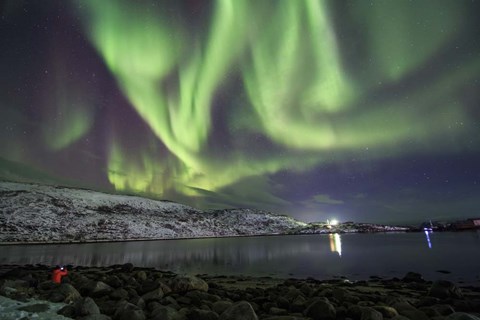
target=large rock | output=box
[373,306,398,318]
[76,297,101,316]
[428,280,463,299]
[58,304,76,318]
[291,295,307,312]
[121,263,135,272]
[360,307,383,320]
[110,288,129,300]
[105,275,123,288]
[213,301,233,315]
[58,283,81,303]
[186,290,220,304]
[114,301,144,320]
[84,281,113,297]
[220,301,258,320]
[142,287,164,302]
[116,309,145,320]
[447,313,480,320]
[402,272,424,283]
[391,301,429,320]
[189,308,220,320]
[136,271,148,281]
[170,275,209,293]
[304,298,336,320]
[151,305,185,320]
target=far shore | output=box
[2,228,480,247]
[0,229,411,246]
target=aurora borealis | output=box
[1,0,479,223]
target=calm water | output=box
[1,232,479,284]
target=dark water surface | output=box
[1,232,479,284]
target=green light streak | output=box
[42,57,93,150]
[107,140,167,195]
[242,0,355,150]
[83,0,248,164]
[44,106,91,150]
[351,0,464,81]
[78,0,479,202]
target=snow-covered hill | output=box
[0,181,306,243]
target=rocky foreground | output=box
[1,265,480,320]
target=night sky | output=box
[1,0,479,224]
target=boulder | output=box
[189,308,220,320]
[220,301,258,320]
[416,296,441,307]
[57,304,76,318]
[109,288,128,300]
[347,305,363,319]
[121,263,135,272]
[429,280,463,299]
[136,271,148,281]
[142,287,164,302]
[116,309,145,320]
[373,305,398,318]
[391,301,429,320]
[431,304,455,316]
[447,313,480,320]
[84,281,113,297]
[402,272,424,283]
[151,305,185,320]
[213,301,233,315]
[76,297,101,316]
[38,280,58,291]
[186,290,220,303]
[113,301,143,320]
[304,298,336,320]
[269,307,288,315]
[105,275,123,288]
[58,283,81,303]
[170,275,209,293]
[290,295,306,312]
[360,307,383,320]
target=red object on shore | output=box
[52,268,68,283]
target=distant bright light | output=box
[330,219,339,226]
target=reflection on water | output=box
[424,230,433,249]
[329,233,342,256]
[1,232,479,283]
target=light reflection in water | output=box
[425,230,433,249]
[329,233,342,256]
[1,233,480,283]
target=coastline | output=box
[1,228,477,247]
[1,264,480,320]
[0,230,410,246]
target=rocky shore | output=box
[1,264,480,320]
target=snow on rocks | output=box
[0,181,304,243]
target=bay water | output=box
[1,232,479,284]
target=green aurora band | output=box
[42,51,94,151]
[77,0,478,198]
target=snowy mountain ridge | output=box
[0,181,306,243]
